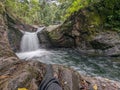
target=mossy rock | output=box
[0,2,5,14]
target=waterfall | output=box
[20,32,40,52]
[20,27,45,52]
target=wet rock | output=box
[46,24,75,48]
[91,32,120,49]
[7,26,23,52]
[90,31,120,56]
[5,13,23,52]
[37,27,52,48]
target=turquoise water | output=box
[16,48,120,82]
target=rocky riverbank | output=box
[0,12,120,90]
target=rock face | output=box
[45,25,75,48]
[90,31,120,56]
[0,6,15,58]
[37,27,52,48]
[6,13,23,52]
[46,3,120,56]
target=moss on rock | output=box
[0,2,5,14]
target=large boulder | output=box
[45,25,75,48]
[76,31,120,56]
[45,3,120,56]
[46,3,103,48]
[37,27,52,48]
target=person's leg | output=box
[38,64,62,90]
[47,83,62,90]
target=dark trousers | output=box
[38,77,62,90]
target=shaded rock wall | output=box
[0,6,15,58]
[6,13,23,52]
[37,28,52,48]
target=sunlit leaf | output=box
[93,84,98,90]
[18,88,28,90]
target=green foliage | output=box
[3,0,120,31]
[38,0,74,25]
[65,0,120,31]
[95,0,120,31]
[65,0,96,18]
[4,0,73,25]
[0,2,5,14]
[5,0,40,24]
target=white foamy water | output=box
[21,32,39,52]
[16,49,55,64]
[20,27,45,52]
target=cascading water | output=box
[20,32,40,52]
[20,27,45,52]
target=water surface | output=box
[16,48,120,82]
